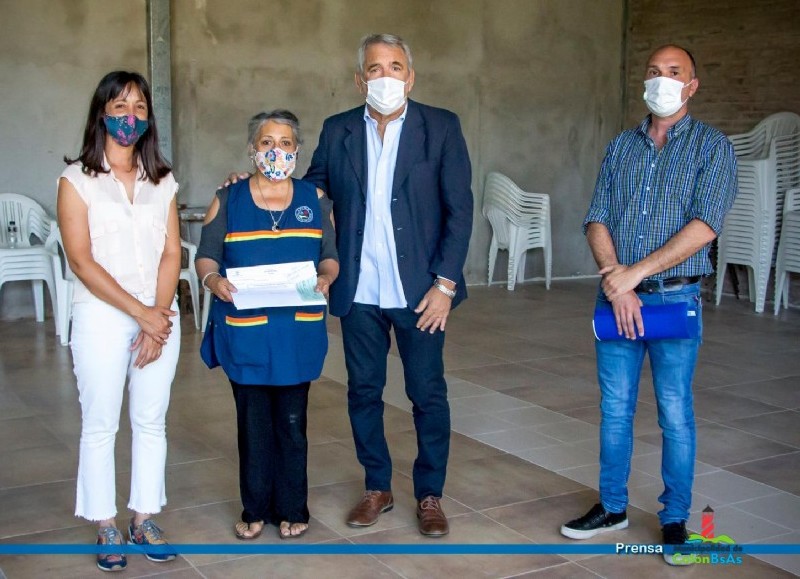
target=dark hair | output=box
[64,71,171,184]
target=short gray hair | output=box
[356,33,413,76]
[247,109,303,151]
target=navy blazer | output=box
[304,100,474,318]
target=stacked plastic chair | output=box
[482,171,551,291]
[180,240,201,329]
[715,143,777,313]
[716,112,800,313]
[774,188,800,314]
[0,194,57,326]
[48,225,75,345]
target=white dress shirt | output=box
[354,104,408,308]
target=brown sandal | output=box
[278,521,308,539]
[234,520,264,540]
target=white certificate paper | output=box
[226,261,327,310]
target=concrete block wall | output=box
[623,0,800,135]
[0,0,147,321]
[1,1,797,320]
[170,0,625,286]
[623,0,800,308]
[0,0,626,320]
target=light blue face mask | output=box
[104,114,149,146]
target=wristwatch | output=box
[433,279,456,299]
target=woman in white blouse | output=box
[58,71,181,572]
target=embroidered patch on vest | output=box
[295,206,313,223]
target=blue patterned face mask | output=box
[104,114,149,146]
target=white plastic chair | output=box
[774,188,800,314]
[716,113,800,312]
[729,113,800,237]
[715,155,776,313]
[0,194,57,325]
[482,172,552,291]
[201,286,211,333]
[180,240,201,329]
[729,112,800,158]
[48,225,75,345]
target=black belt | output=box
[634,275,701,294]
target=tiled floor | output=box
[0,279,798,578]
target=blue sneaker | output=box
[96,526,127,572]
[127,519,177,562]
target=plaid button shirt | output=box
[584,115,737,279]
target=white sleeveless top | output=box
[59,159,178,304]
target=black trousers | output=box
[230,380,310,525]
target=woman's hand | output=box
[208,273,238,302]
[315,274,335,298]
[134,305,176,344]
[131,331,163,368]
[315,259,338,300]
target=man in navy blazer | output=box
[305,33,473,536]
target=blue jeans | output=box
[596,283,702,525]
[340,303,450,500]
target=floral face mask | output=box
[253,147,298,182]
[104,114,149,147]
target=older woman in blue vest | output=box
[196,109,338,539]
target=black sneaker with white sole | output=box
[560,503,628,539]
[662,521,694,566]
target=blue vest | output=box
[200,177,328,385]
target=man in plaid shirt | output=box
[561,44,737,566]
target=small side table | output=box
[179,205,207,244]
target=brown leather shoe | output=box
[417,496,449,536]
[346,490,394,527]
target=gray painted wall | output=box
[0,0,624,318]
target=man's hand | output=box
[221,172,252,188]
[414,287,453,333]
[609,291,645,339]
[599,264,644,301]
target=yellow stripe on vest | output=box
[295,311,324,322]
[225,315,268,326]
[225,228,323,242]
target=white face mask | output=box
[643,77,691,118]
[365,76,407,115]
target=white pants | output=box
[71,297,180,521]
